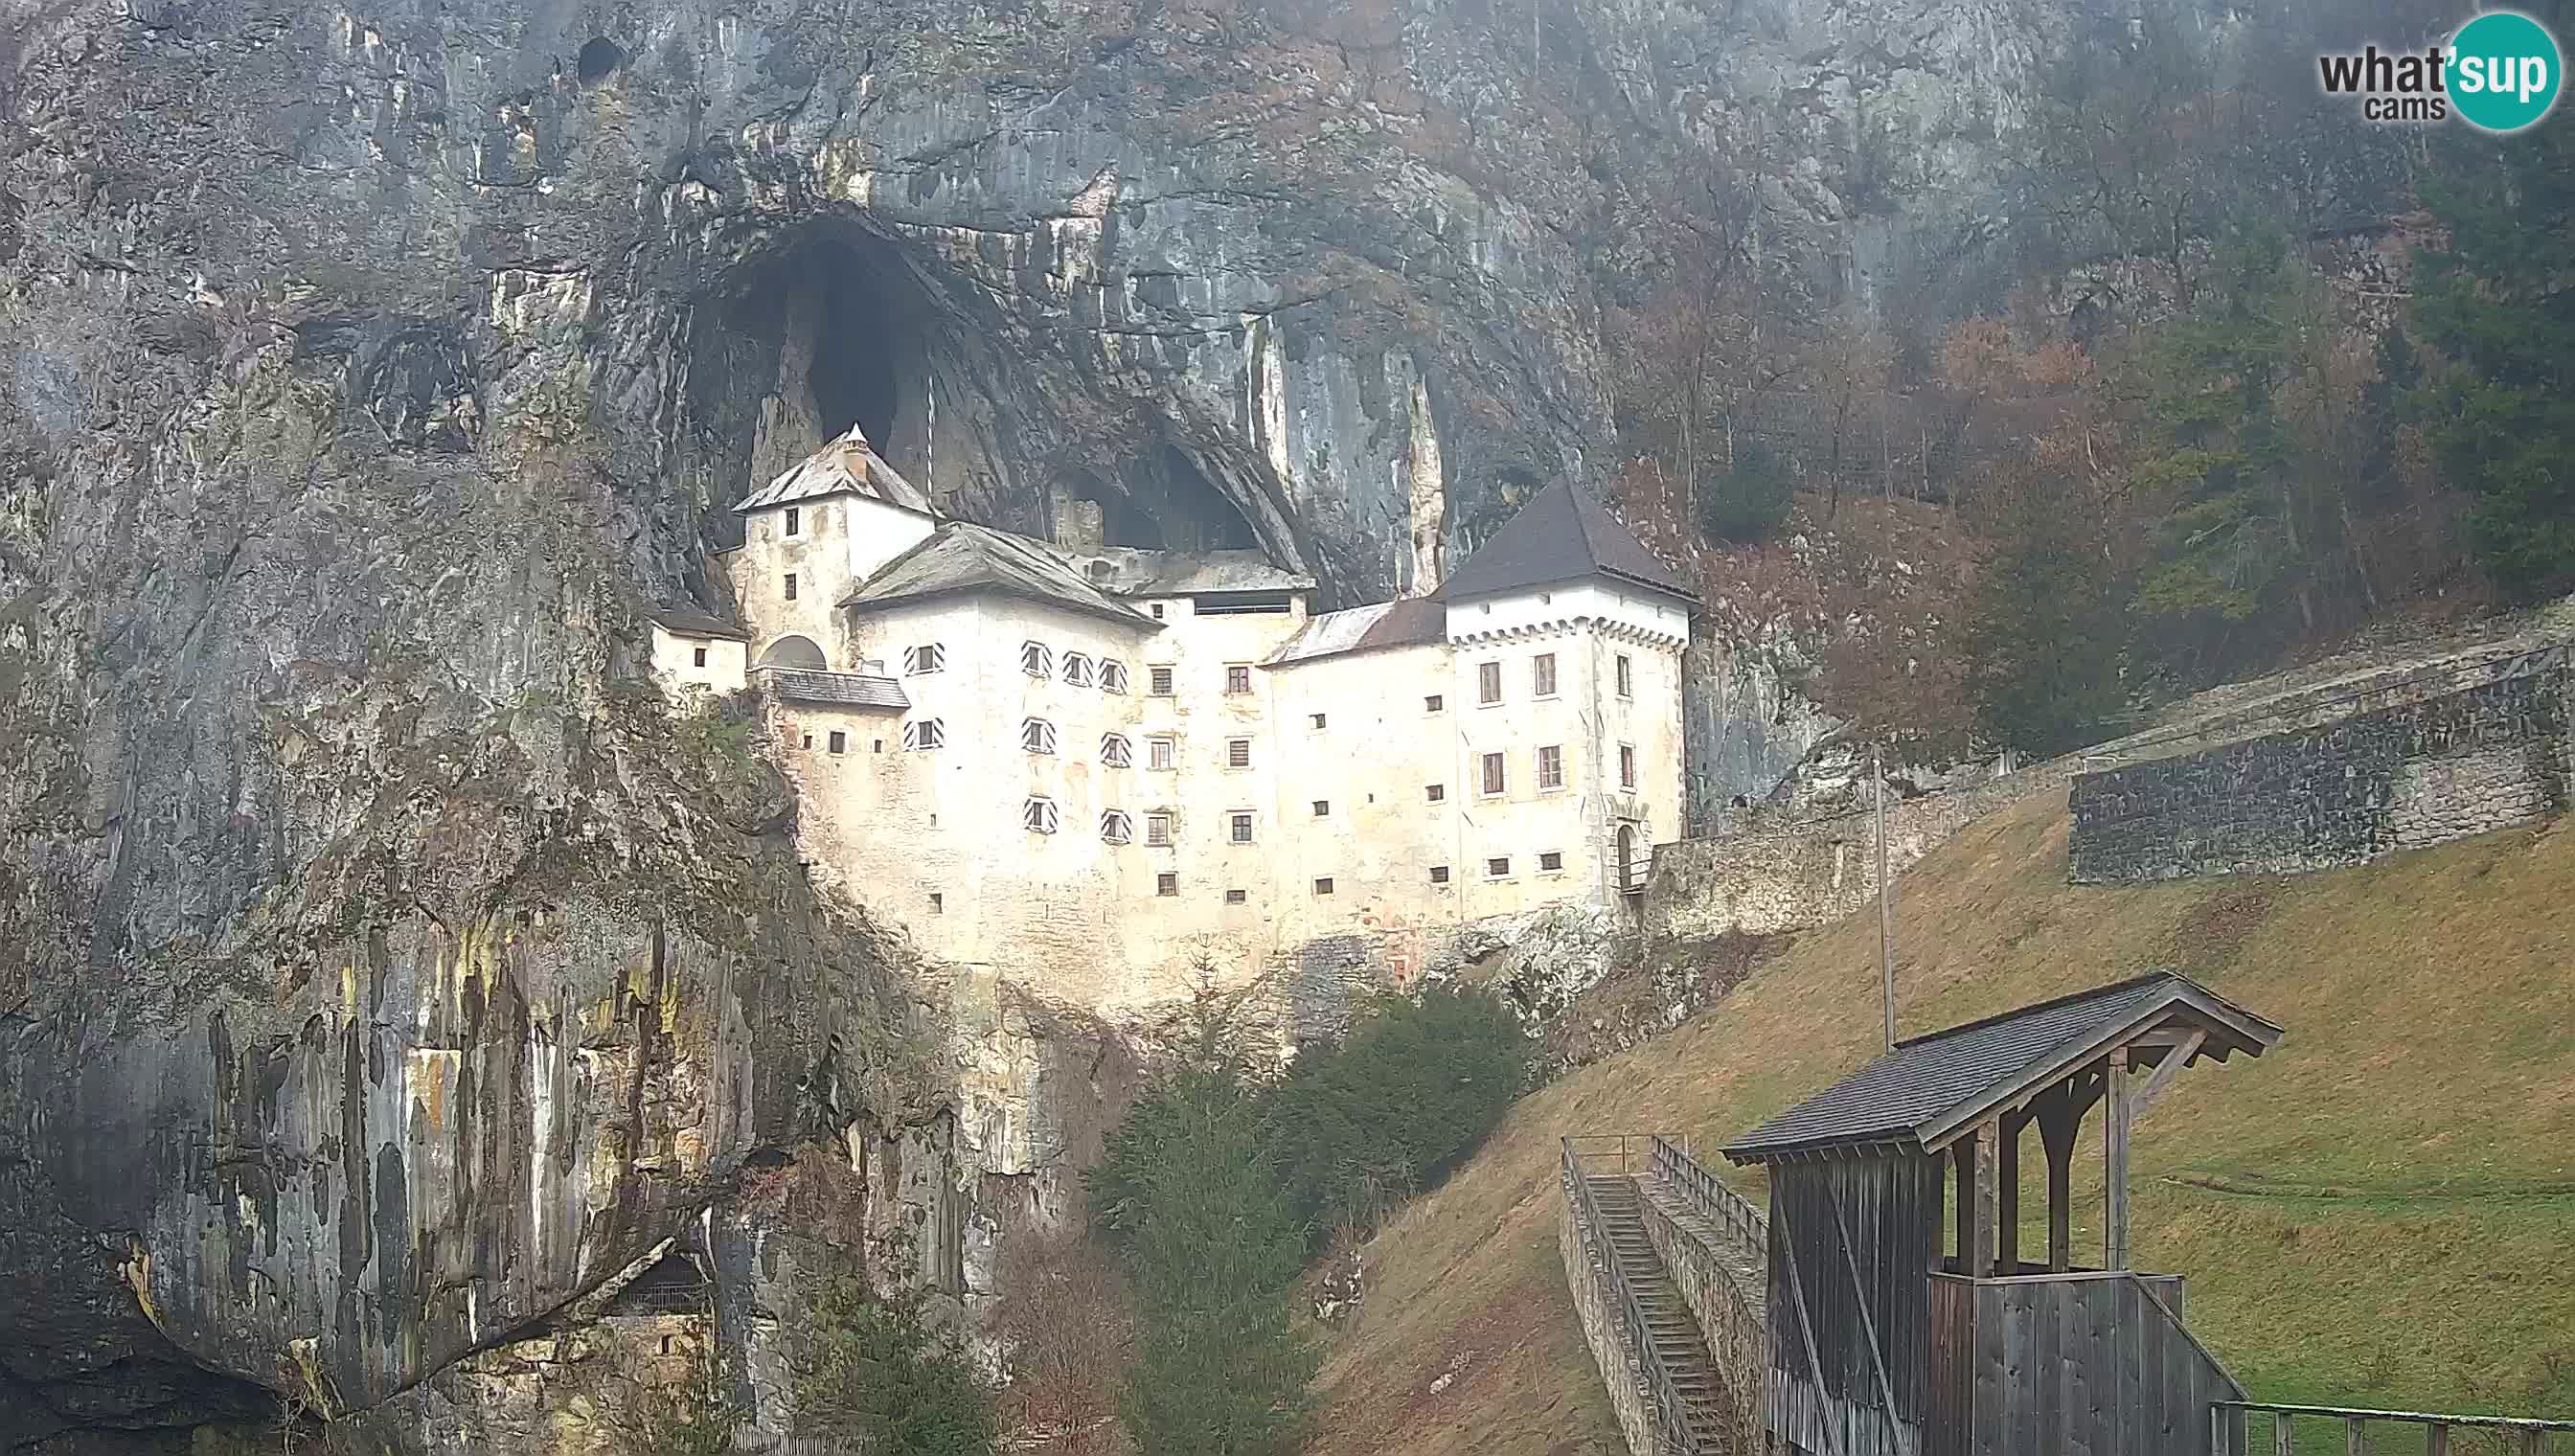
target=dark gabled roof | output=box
[839,523,1159,629]
[646,603,749,641]
[1439,480,1696,604]
[1265,596,1447,668]
[759,668,909,711]
[1720,972,2282,1166]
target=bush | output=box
[1699,439,1795,543]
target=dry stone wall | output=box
[2069,665,2571,883]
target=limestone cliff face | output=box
[0,0,2101,1446]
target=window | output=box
[1539,851,1564,873]
[1311,800,1330,817]
[1481,752,1506,796]
[1538,743,1564,791]
[1151,603,1166,619]
[1021,717,1058,755]
[1020,641,1053,678]
[1147,811,1173,846]
[784,573,798,602]
[785,506,801,536]
[1425,784,1446,803]
[1225,664,1252,694]
[1615,653,1633,699]
[929,892,944,915]
[1149,665,1174,696]
[1156,872,1179,896]
[1148,736,1177,770]
[1310,713,1327,729]
[1023,797,1059,834]
[800,733,813,749]
[828,731,847,754]
[1425,694,1444,713]
[1429,865,1451,884]
[692,646,707,668]
[903,644,946,675]
[1061,652,1094,687]
[1619,743,1637,789]
[1487,856,1512,878]
[1100,659,1129,694]
[872,739,882,753]
[902,718,945,750]
[1101,733,1133,767]
[1313,877,1335,896]
[1225,888,1248,904]
[1534,652,1558,697]
[1478,660,1502,704]
[1229,812,1254,844]
[1226,739,1252,769]
[1100,809,1133,845]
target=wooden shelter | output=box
[1720,972,2283,1456]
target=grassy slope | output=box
[1312,789,2575,1456]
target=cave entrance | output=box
[726,232,942,493]
[807,252,905,449]
[1059,444,1259,554]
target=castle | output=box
[649,425,1696,1026]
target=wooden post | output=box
[1954,1136,1974,1270]
[1874,741,1896,1052]
[1973,1118,1999,1279]
[1996,1112,2021,1274]
[2106,1053,2132,1270]
[2039,1082,2080,1273]
[2275,1411,2294,1456]
[2425,1425,2448,1456]
[2345,1416,2367,1455]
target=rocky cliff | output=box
[0,0,2113,1446]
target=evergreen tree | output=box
[1089,990,1315,1456]
[1698,438,1794,544]
[1956,453,2129,755]
[792,1251,999,1456]
[2411,59,2575,603]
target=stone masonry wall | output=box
[1636,1180,1770,1452]
[2069,667,2570,883]
[1559,1181,1658,1456]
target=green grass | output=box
[1312,790,2575,1456]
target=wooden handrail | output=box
[2217,1400,2573,1456]
[1561,1139,1704,1456]
[1645,1134,1767,1254]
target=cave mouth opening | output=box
[805,248,906,450]
[723,229,944,488]
[1062,444,1259,555]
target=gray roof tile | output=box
[1720,972,2281,1164]
[841,523,1158,629]
[760,669,909,711]
[1440,480,1696,603]
[734,425,934,515]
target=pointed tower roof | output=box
[734,423,934,516]
[1438,480,1695,604]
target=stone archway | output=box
[756,634,828,670]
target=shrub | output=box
[1699,439,1795,543]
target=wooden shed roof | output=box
[1720,972,2281,1166]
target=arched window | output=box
[1021,717,1058,755]
[1101,733,1133,767]
[756,635,828,671]
[902,718,945,750]
[1061,652,1094,687]
[1100,809,1132,845]
[1023,797,1059,834]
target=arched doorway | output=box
[1615,823,1637,893]
[757,634,828,671]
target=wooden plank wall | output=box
[1961,1275,2242,1456]
[1766,1156,1944,1456]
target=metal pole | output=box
[1874,741,1895,1052]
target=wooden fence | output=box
[1926,1269,2243,1456]
[2216,1402,2575,1455]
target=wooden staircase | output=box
[1585,1174,1736,1447]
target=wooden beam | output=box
[2038,1080,2080,1274]
[1996,1111,2022,1274]
[1973,1116,1999,1279]
[1954,1135,1974,1270]
[2106,1053,2132,1270]
[2131,1028,2210,1120]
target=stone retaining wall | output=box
[2069,665,2571,882]
[1559,1183,1657,1456]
